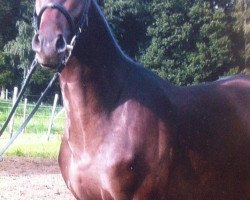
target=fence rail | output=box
[0,87,65,138]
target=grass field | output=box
[0,99,64,158]
[0,100,64,135]
[0,134,62,159]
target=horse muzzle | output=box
[32,32,68,69]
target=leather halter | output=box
[33,1,90,39]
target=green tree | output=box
[4,21,34,79]
[140,1,233,85]
[0,0,21,48]
[232,0,250,69]
[0,0,21,90]
[187,2,233,82]
[0,50,22,91]
[140,0,193,84]
[104,0,152,58]
[0,52,12,89]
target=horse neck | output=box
[74,0,126,67]
[59,0,132,149]
[64,0,131,106]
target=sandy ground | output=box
[0,157,75,200]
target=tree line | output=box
[0,0,249,98]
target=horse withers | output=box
[32,0,250,199]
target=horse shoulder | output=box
[96,98,174,199]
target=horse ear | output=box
[75,0,91,32]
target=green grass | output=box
[0,99,64,135]
[0,99,64,158]
[0,134,62,159]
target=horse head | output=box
[32,0,90,69]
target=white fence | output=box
[0,87,65,140]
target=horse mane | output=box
[83,0,137,65]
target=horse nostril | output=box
[56,35,67,53]
[32,33,41,52]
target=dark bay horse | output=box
[32,0,250,199]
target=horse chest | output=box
[59,101,173,199]
[59,138,145,200]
